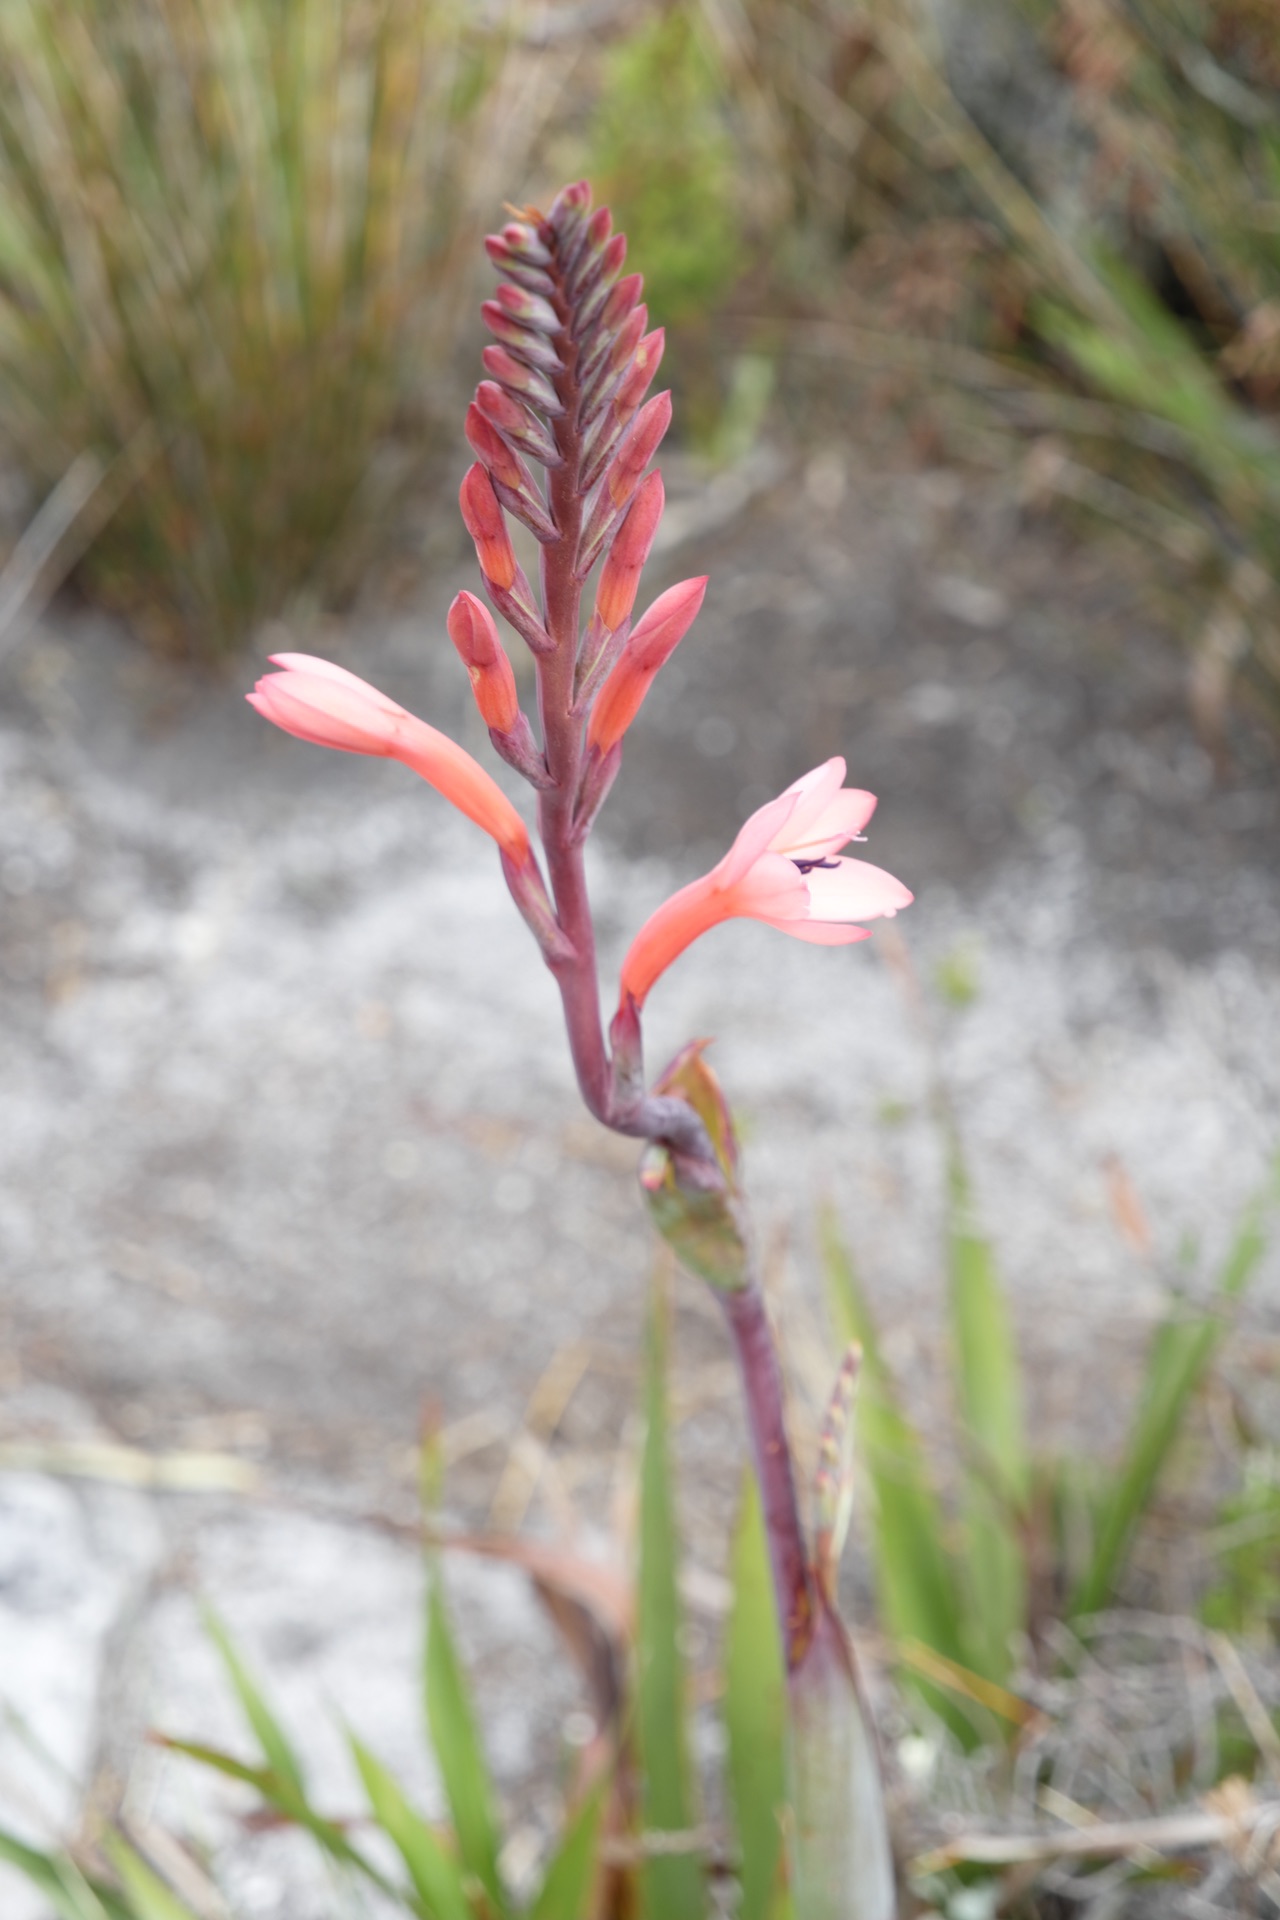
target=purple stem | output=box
[722,1283,815,1670]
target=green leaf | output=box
[101,1837,198,1920]
[1072,1158,1280,1618]
[819,1210,976,1741]
[945,1142,1028,1686]
[0,1830,122,1920]
[160,1738,391,1892]
[636,1288,704,1920]
[349,1733,472,1920]
[202,1607,306,1797]
[424,1564,508,1918]
[724,1473,786,1920]
[526,1783,605,1920]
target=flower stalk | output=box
[249,180,909,1914]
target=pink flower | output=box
[618,759,912,1009]
[247,653,530,859]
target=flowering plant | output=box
[251,181,911,1919]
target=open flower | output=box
[248,653,529,859]
[618,759,912,1009]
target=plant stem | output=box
[722,1280,815,1669]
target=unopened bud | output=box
[588,576,706,754]
[474,383,561,467]
[481,345,563,416]
[595,471,664,632]
[601,273,644,336]
[493,283,561,335]
[613,329,665,424]
[447,591,519,732]
[459,464,516,590]
[577,393,672,577]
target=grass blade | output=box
[636,1285,704,1920]
[202,1605,306,1797]
[424,1543,508,1916]
[0,1830,124,1920]
[724,1472,786,1920]
[945,1141,1028,1685]
[820,1209,978,1740]
[526,1783,606,1920]
[1072,1158,1280,1618]
[100,1837,198,1920]
[349,1732,472,1920]
[159,1737,391,1892]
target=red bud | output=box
[447,591,519,732]
[614,329,665,421]
[601,273,644,335]
[481,345,563,416]
[465,403,524,492]
[494,283,560,334]
[595,470,664,633]
[588,576,707,754]
[459,464,516,591]
[608,392,672,509]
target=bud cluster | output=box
[451,179,705,834]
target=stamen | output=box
[793,856,841,874]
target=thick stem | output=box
[721,1282,816,1671]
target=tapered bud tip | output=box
[587,205,612,247]
[601,232,627,278]
[595,471,665,633]
[459,464,517,591]
[447,590,501,667]
[629,575,707,665]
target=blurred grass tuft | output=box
[0,0,555,658]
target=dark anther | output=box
[792,857,841,874]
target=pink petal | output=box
[759,918,873,946]
[268,654,408,715]
[780,788,878,861]
[717,789,802,888]
[803,857,914,923]
[249,675,397,754]
[727,851,809,922]
[767,759,846,851]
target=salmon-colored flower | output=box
[618,759,912,1009]
[247,653,529,858]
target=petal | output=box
[249,673,398,754]
[766,759,846,851]
[268,653,408,716]
[781,789,878,861]
[716,788,802,888]
[802,857,914,923]
[726,851,809,922]
[757,918,873,946]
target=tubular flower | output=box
[248,653,529,859]
[618,759,912,1010]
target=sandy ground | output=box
[1,444,1277,1911]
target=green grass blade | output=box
[424,1560,508,1918]
[202,1606,306,1796]
[636,1288,704,1920]
[724,1472,786,1920]
[820,1209,963,1658]
[1072,1158,1280,1618]
[0,1830,122,1920]
[160,1737,391,1892]
[101,1837,198,1920]
[945,1142,1028,1685]
[349,1732,472,1920]
[526,1783,606,1920]
[820,1209,981,1741]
